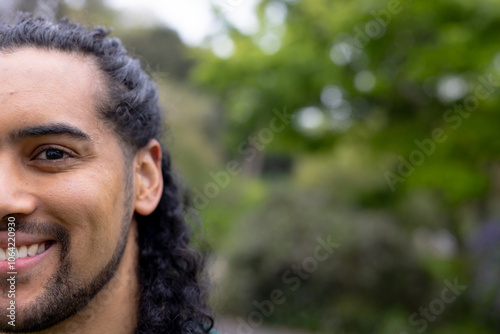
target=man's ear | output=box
[133,139,163,216]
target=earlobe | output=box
[134,139,163,216]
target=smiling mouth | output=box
[0,241,54,261]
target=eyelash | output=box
[31,145,76,161]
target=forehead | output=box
[0,47,102,128]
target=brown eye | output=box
[38,148,68,160]
[45,149,65,160]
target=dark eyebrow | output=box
[9,123,92,143]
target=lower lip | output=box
[0,243,55,276]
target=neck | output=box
[40,220,140,334]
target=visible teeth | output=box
[37,243,46,255]
[28,244,39,257]
[0,242,48,260]
[19,245,28,258]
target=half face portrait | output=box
[0,15,213,334]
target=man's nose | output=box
[0,160,37,220]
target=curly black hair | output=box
[0,14,213,334]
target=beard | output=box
[0,166,135,333]
[1,220,129,333]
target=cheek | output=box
[39,166,128,271]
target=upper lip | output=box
[0,231,54,248]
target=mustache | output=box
[0,218,71,255]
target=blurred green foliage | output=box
[4,0,500,333]
[192,0,500,333]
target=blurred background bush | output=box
[3,0,500,333]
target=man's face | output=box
[0,48,135,332]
